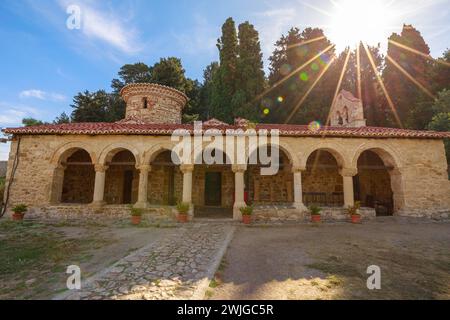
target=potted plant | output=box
[240,206,253,224]
[176,202,190,223]
[309,205,322,223]
[130,207,143,225]
[348,201,362,224]
[12,204,27,221]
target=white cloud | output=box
[253,7,299,62]
[0,102,39,126]
[58,0,141,55]
[19,89,66,102]
[172,14,217,56]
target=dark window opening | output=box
[143,97,148,109]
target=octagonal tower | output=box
[120,83,188,124]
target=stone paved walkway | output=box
[56,223,235,300]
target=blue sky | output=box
[0,0,449,160]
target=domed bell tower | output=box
[119,83,188,124]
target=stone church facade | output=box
[2,83,450,221]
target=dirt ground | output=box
[0,219,178,299]
[208,218,450,300]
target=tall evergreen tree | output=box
[432,49,450,93]
[383,24,434,129]
[234,21,266,121]
[70,90,112,122]
[209,18,239,123]
[266,27,335,124]
[198,62,219,120]
[111,62,152,94]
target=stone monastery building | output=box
[2,83,450,220]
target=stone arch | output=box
[302,145,346,207]
[50,144,95,204]
[192,145,234,165]
[143,142,178,165]
[351,142,404,214]
[146,143,182,206]
[98,143,141,166]
[51,141,96,166]
[302,143,348,169]
[246,143,297,204]
[103,147,139,205]
[247,141,300,168]
[351,142,402,170]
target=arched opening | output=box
[61,149,95,204]
[149,150,182,206]
[247,146,294,205]
[355,150,394,216]
[303,150,344,207]
[104,150,138,204]
[343,106,349,124]
[193,148,234,218]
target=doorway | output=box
[122,170,134,204]
[205,172,222,206]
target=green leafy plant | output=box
[12,204,28,214]
[130,207,143,217]
[309,205,322,216]
[239,205,253,216]
[176,202,190,215]
[347,201,361,216]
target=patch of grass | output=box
[306,261,362,278]
[310,280,319,286]
[209,278,220,288]
[204,290,214,299]
[0,220,110,299]
[326,275,343,287]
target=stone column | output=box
[180,164,194,217]
[50,164,66,204]
[232,164,247,220]
[292,166,307,211]
[92,164,108,206]
[340,168,358,208]
[135,164,151,209]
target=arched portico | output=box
[352,144,405,214]
[50,144,96,204]
[303,149,346,207]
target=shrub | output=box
[347,201,361,216]
[12,204,28,214]
[239,205,253,216]
[309,205,322,216]
[130,207,143,217]
[176,202,190,214]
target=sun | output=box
[328,0,396,50]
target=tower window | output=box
[143,97,148,109]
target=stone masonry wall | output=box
[3,134,449,219]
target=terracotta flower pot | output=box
[177,213,188,223]
[12,213,25,221]
[351,215,361,224]
[311,215,321,223]
[131,216,141,225]
[242,215,252,225]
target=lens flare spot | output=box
[280,64,292,76]
[263,108,270,115]
[300,72,309,82]
[311,63,319,71]
[262,98,273,109]
[308,121,322,132]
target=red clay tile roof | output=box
[2,122,449,139]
